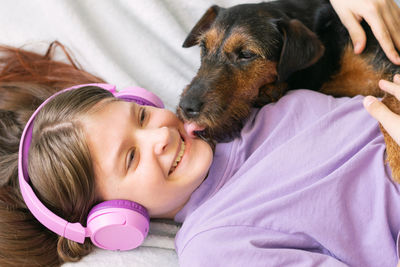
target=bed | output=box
[1,0,399,266]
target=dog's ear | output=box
[276,19,325,82]
[182,5,220,48]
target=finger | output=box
[364,95,400,144]
[385,1,400,51]
[381,2,400,63]
[336,11,366,53]
[363,12,400,65]
[379,78,400,100]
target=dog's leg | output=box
[381,94,400,183]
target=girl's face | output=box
[82,99,213,218]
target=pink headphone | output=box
[18,83,164,251]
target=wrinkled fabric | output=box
[175,90,400,267]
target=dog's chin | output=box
[192,117,243,143]
[206,126,241,143]
[177,107,245,143]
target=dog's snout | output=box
[179,96,204,119]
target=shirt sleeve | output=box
[177,226,349,267]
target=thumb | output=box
[364,95,400,145]
[363,95,390,122]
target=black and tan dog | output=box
[177,0,400,180]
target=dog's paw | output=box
[381,125,400,183]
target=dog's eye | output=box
[199,40,207,55]
[238,50,256,60]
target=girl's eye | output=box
[139,107,147,126]
[127,148,136,169]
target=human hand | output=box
[330,0,400,65]
[363,74,400,145]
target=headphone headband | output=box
[18,83,163,250]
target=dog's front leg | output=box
[380,94,400,183]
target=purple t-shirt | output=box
[175,90,400,267]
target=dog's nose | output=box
[179,97,204,118]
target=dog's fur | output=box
[177,0,400,181]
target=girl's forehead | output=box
[80,101,133,137]
[86,97,126,116]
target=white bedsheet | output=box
[1,0,398,266]
[63,219,181,267]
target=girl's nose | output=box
[152,126,173,155]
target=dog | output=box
[177,0,400,181]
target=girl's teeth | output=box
[170,141,185,173]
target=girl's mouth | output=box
[168,139,186,175]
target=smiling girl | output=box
[82,98,212,218]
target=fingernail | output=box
[354,42,362,53]
[379,79,386,88]
[364,95,376,107]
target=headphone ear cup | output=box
[115,86,165,108]
[86,200,150,251]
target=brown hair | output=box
[0,42,108,266]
